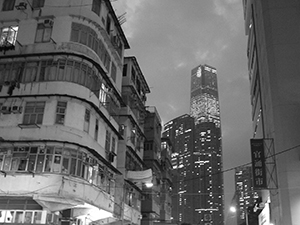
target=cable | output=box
[43,4,93,8]
[170,143,300,184]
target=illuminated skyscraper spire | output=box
[190,64,220,126]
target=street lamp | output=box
[229,206,237,213]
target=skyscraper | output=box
[190,65,220,127]
[234,166,258,225]
[163,114,196,224]
[163,64,223,225]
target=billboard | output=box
[250,139,267,189]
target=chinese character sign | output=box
[251,139,267,189]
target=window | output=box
[111,137,116,154]
[32,0,45,8]
[111,62,117,82]
[106,15,111,35]
[23,102,45,125]
[94,119,99,141]
[0,26,18,47]
[99,83,108,104]
[84,109,90,132]
[70,22,111,71]
[0,145,115,193]
[35,23,52,43]
[119,124,125,136]
[131,67,136,84]
[130,129,136,145]
[122,65,128,77]
[55,101,67,124]
[23,62,38,83]
[2,0,15,11]
[92,0,101,16]
[105,130,111,152]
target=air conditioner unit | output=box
[15,2,27,10]
[0,106,11,114]
[4,80,11,86]
[11,106,22,114]
[108,152,115,163]
[44,19,54,27]
[112,35,119,47]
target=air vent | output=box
[15,2,27,10]
[44,19,54,27]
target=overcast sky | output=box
[112,0,252,223]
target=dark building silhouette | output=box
[163,64,224,225]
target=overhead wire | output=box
[170,143,300,185]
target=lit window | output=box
[0,26,18,50]
[99,83,108,105]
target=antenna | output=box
[118,12,127,25]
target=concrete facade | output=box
[0,1,150,225]
[243,0,300,224]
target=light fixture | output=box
[145,182,153,188]
[229,206,236,213]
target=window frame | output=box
[92,0,101,16]
[105,130,111,152]
[94,119,99,141]
[0,145,116,193]
[2,0,15,11]
[23,101,46,125]
[84,109,90,133]
[0,25,19,47]
[32,0,45,8]
[35,23,52,43]
[55,101,67,125]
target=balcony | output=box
[141,197,160,216]
[143,148,159,162]
[0,173,114,215]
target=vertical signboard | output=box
[250,139,267,189]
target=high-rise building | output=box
[243,0,300,224]
[234,166,258,225]
[163,64,223,225]
[163,114,196,224]
[190,65,220,127]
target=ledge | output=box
[18,123,41,129]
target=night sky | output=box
[112,1,252,223]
